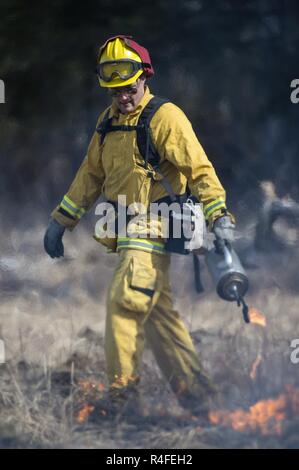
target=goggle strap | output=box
[95,62,151,75]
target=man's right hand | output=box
[44,218,65,258]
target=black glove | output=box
[213,215,235,243]
[44,218,65,258]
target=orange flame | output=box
[75,379,106,423]
[209,386,299,435]
[248,307,266,327]
[76,404,95,423]
[250,353,262,380]
[210,397,285,435]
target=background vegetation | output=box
[0,0,298,218]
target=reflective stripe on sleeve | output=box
[59,195,86,219]
[203,198,226,219]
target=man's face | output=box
[108,77,146,114]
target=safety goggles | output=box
[95,59,146,82]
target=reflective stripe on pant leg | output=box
[144,282,216,400]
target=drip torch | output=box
[204,236,250,323]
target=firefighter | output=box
[44,36,235,420]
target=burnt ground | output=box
[0,218,299,449]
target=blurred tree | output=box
[0,0,298,215]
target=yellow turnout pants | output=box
[105,248,215,405]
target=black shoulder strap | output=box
[136,96,169,169]
[95,97,179,202]
[95,97,169,168]
[96,107,141,144]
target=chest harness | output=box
[96,96,198,255]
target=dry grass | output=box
[0,221,299,448]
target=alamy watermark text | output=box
[0,79,5,103]
[290,339,299,364]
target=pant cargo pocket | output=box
[117,255,159,314]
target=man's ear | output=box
[139,73,147,85]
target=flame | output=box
[248,307,266,327]
[210,397,285,435]
[250,353,262,380]
[74,377,139,423]
[76,404,95,424]
[209,386,299,436]
[75,379,106,423]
